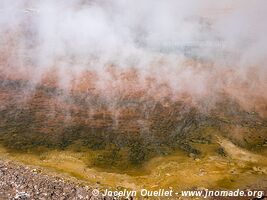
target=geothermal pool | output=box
[0,0,267,199]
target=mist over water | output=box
[0,0,267,113]
[0,1,267,172]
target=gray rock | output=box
[0,160,115,200]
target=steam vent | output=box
[0,0,267,199]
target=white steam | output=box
[0,0,267,113]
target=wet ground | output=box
[0,78,267,199]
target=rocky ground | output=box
[0,160,111,200]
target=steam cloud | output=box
[0,0,267,114]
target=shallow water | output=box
[1,140,266,192]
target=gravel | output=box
[0,160,111,200]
